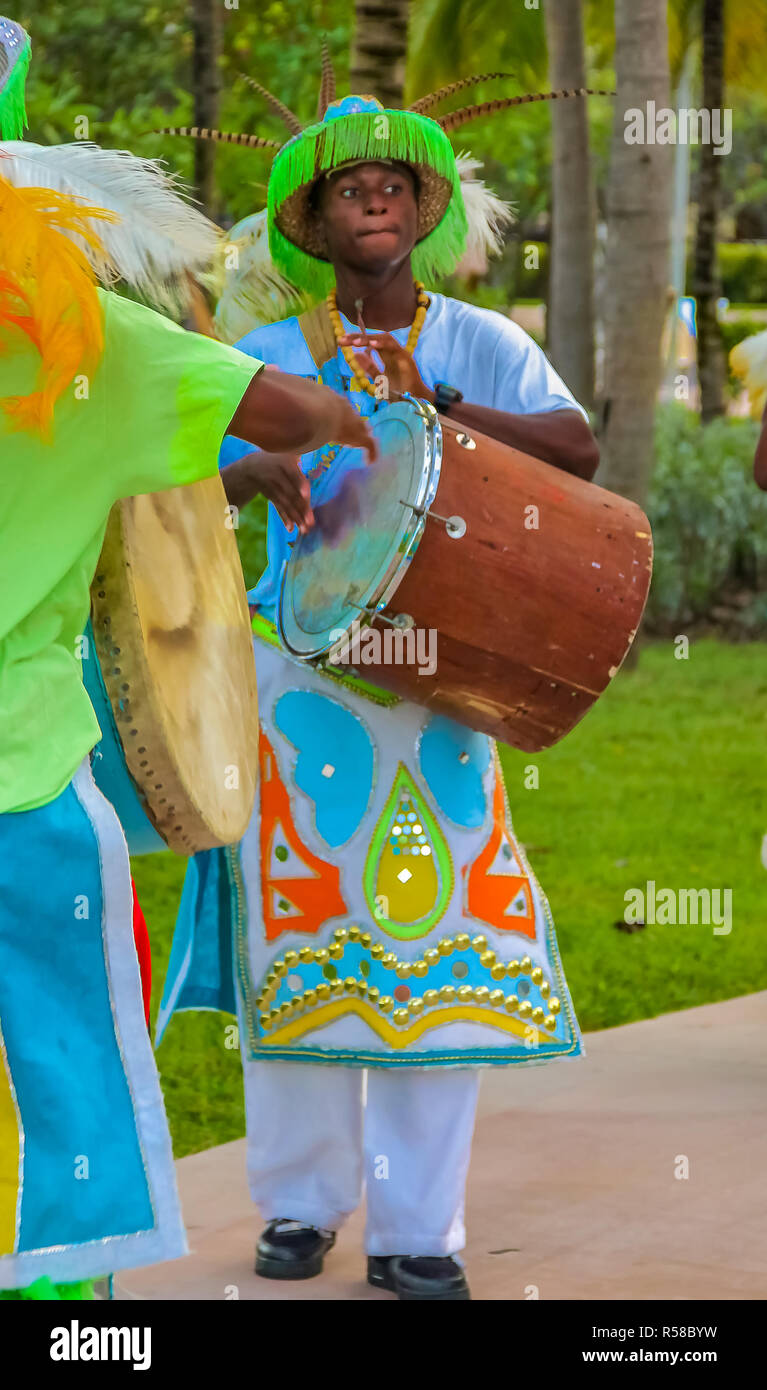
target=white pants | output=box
[241,1059,480,1256]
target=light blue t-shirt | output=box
[220,292,586,617]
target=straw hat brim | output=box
[276,160,454,261]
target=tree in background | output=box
[599,0,673,508]
[190,0,221,218]
[691,0,725,422]
[544,0,596,409]
[351,0,411,108]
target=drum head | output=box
[90,476,259,855]
[279,399,441,657]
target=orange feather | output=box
[0,174,117,438]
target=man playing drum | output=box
[0,17,375,1302]
[159,71,601,1300]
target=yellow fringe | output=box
[0,175,117,439]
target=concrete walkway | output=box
[117,992,767,1301]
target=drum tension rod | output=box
[346,598,415,630]
[398,499,467,540]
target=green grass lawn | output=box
[133,638,767,1157]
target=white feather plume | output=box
[456,153,515,262]
[0,141,222,309]
[208,210,307,343]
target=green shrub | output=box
[646,405,767,624]
[234,497,269,592]
[511,240,549,300]
[688,243,767,304]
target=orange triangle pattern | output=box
[260,729,348,941]
[463,765,536,939]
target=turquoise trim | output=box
[251,1039,581,1069]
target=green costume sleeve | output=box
[101,290,263,500]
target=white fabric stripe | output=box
[1,760,187,1289]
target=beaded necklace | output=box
[326,281,430,397]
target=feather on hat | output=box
[0,16,29,139]
[153,50,612,298]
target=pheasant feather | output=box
[317,38,337,119]
[153,126,281,150]
[238,75,303,135]
[437,88,615,132]
[410,73,516,116]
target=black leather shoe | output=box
[255,1219,336,1280]
[367,1254,471,1300]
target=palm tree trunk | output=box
[692,0,726,422]
[543,0,596,409]
[598,0,673,509]
[190,0,221,218]
[351,0,411,109]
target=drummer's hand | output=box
[338,331,435,403]
[327,393,379,462]
[247,453,314,534]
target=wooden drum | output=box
[86,475,259,853]
[277,398,652,752]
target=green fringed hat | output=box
[154,42,611,297]
[267,95,468,296]
[0,16,30,139]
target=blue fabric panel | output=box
[418,717,490,828]
[274,690,374,847]
[157,849,235,1044]
[0,782,154,1249]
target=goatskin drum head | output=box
[279,400,441,657]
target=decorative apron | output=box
[160,614,583,1070]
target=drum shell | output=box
[363,424,653,751]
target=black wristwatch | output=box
[433,381,464,414]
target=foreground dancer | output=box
[0,17,373,1300]
[159,62,601,1300]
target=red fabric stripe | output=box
[130,879,152,1029]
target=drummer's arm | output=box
[228,367,376,460]
[433,400,600,482]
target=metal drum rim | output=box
[277,397,443,660]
